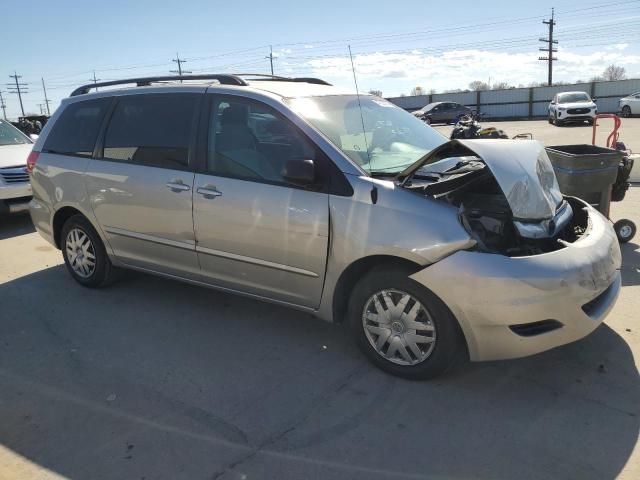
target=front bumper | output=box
[556,111,596,122]
[410,203,621,361]
[0,182,32,214]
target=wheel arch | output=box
[331,255,423,325]
[52,206,100,249]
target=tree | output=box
[410,86,425,96]
[602,64,626,81]
[368,89,383,97]
[468,80,489,91]
[491,81,511,90]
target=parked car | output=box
[29,74,621,379]
[548,91,597,126]
[412,102,472,125]
[619,91,640,118]
[0,119,33,215]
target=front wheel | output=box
[347,267,465,380]
[621,106,632,118]
[554,114,564,126]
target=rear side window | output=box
[43,98,111,157]
[102,94,198,170]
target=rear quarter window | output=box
[43,98,111,157]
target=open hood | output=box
[456,139,563,221]
[397,139,570,240]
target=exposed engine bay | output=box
[397,141,589,256]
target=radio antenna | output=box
[348,45,371,165]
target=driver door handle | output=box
[197,186,222,199]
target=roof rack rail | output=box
[69,74,248,96]
[235,73,332,86]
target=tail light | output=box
[26,151,39,174]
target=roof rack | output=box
[69,74,248,96]
[236,73,332,86]
[69,73,332,97]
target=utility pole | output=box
[7,71,28,117]
[90,71,101,92]
[266,45,274,75]
[0,91,7,120]
[171,53,191,81]
[41,78,51,116]
[539,8,558,86]
[37,103,45,115]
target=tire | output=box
[347,266,465,380]
[554,114,564,127]
[548,115,553,124]
[60,214,117,287]
[613,219,636,243]
[621,106,632,118]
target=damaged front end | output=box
[397,139,588,256]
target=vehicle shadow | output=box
[0,213,34,240]
[621,242,640,286]
[0,266,637,480]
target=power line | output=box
[539,8,558,86]
[7,72,28,117]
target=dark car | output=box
[412,102,472,125]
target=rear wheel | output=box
[621,106,632,118]
[347,266,465,380]
[61,215,117,287]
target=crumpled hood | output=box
[0,144,33,168]
[456,139,563,221]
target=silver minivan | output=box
[29,74,621,379]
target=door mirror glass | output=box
[282,159,315,185]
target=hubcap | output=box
[362,289,436,366]
[65,228,96,278]
[620,225,633,238]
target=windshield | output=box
[286,95,446,175]
[557,93,590,103]
[0,120,31,146]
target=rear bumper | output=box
[410,203,621,361]
[29,197,55,246]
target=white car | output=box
[548,91,597,126]
[619,91,640,118]
[0,119,33,215]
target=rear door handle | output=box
[166,181,191,192]
[197,186,222,199]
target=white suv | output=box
[548,91,597,126]
[0,119,33,215]
[619,91,640,118]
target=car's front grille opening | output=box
[0,166,29,184]
[582,281,615,318]
[509,319,564,337]
[567,108,590,114]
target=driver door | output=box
[192,95,330,308]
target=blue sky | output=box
[2,0,639,118]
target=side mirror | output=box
[29,134,39,141]
[282,159,315,185]
[593,98,597,102]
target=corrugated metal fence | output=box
[387,78,640,119]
